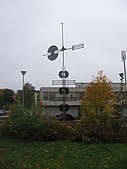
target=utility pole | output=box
[21,70,27,112]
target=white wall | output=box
[43,106,79,117]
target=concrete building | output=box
[38,82,125,119]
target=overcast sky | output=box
[0,0,127,91]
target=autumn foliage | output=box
[81,71,116,118]
[0,88,15,110]
[78,71,122,142]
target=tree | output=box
[16,82,35,109]
[79,71,127,143]
[0,89,15,110]
[81,71,116,118]
[79,71,118,142]
[24,82,35,109]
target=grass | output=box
[0,136,127,169]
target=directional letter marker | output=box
[59,71,69,78]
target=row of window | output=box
[41,92,84,101]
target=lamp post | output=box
[121,50,126,86]
[21,70,27,111]
[119,72,124,108]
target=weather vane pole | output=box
[61,23,65,68]
[43,23,84,120]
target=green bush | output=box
[74,114,127,143]
[2,104,71,141]
[2,104,127,143]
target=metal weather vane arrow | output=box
[43,23,84,64]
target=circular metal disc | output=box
[59,104,69,112]
[59,71,69,78]
[59,87,69,94]
[47,45,58,61]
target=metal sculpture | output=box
[43,23,84,120]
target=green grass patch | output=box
[0,136,127,169]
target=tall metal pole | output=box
[21,71,27,112]
[119,73,124,108]
[121,50,126,86]
[61,23,66,121]
[124,59,126,86]
[61,23,65,68]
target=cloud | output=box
[0,0,127,91]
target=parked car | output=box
[4,110,10,115]
[0,110,5,116]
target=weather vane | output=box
[43,23,84,120]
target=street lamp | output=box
[121,50,126,86]
[119,72,124,108]
[21,70,27,111]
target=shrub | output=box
[2,104,71,141]
[79,71,127,143]
[2,104,127,143]
[75,113,127,143]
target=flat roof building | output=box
[37,82,126,119]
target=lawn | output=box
[0,136,127,169]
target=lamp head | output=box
[21,71,27,75]
[119,73,124,78]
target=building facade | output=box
[38,83,125,119]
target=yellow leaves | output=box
[101,156,111,169]
[21,163,40,169]
[0,148,3,151]
[22,164,26,168]
[81,71,116,117]
[94,70,110,83]
[59,155,65,163]
[35,162,40,168]
[103,164,108,168]
[45,149,49,153]
[105,157,111,161]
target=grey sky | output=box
[0,0,127,91]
